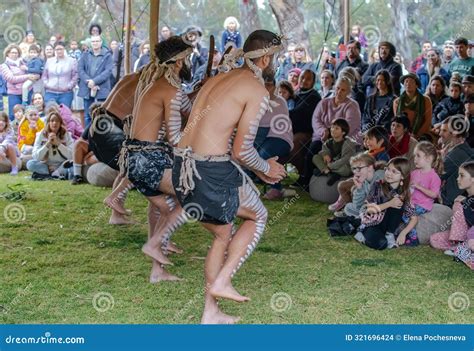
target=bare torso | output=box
[130,77,177,142]
[179,68,268,156]
[103,72,140,120]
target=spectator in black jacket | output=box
[432,81,464,127]
[182,25,208,79]
[362,41,402,96]
[288,69,321,178]
[335,40,368,81]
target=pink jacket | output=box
[312,96,361,143]
[58,104,84,140]
[42,56,78,93]
[0,58,29,95]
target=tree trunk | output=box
[389,0,412,65]
[239,0,261,39]
[269,0,312,58]
[23,0,33,32]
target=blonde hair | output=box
[414,141,443,174]
[291,43,312,64]
[350,152,376,167]
[224,16,240,30]
[3,44,21,59]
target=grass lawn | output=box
[0,172,472,324]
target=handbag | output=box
[327,216,361,237]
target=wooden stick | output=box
[124,0,132,75]
[149,0,160,56]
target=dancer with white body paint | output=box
[172,30,287,324]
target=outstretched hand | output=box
[265,156,286,180]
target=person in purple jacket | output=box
[0,44,39,120]
[42,41,78,109]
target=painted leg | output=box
[209,184,267,303]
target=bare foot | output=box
[149,270,183,283]
[201,309,241,324]
[209,280,250,303]
[142,243,173,265]
[167,241,183,254]
[108,213,138,225]
[103,196,132,216]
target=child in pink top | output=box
[396,141,441,246]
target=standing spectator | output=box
[42,41,77,108]
[450,37,474,78]
[49,36,57,47]
[27,111,73,178]
[221,16,242,52]
[362,41,402,96]
[88,23,108,49]
[362,69,396,132]
[277,43,296,81]
[416,48,450,93]
[316,46,336,75]
[21,44,44,105]
[78,36,113,127]
[68,40,82,61]
[318,69,335,98]
[0,44,37,120]
[394,52,409,75]
[368,48,379,65]
[393,73,432,138]
[288,70,321,179]
[442,40,455,72]
[134,40,150,72]
[350,25,368,52]
[280,43,316,83]
[19,30,37,59]
[183,25,208,78]
[43,44,55,60]
[438,115,474,206]
[109,40,119,53]
[335,40,368,80]
[410,40,432,73]
[160,25,173,42]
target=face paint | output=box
[238,96,271,174]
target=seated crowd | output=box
[0,21,473,271]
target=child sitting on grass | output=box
[338,153,385,218]
[364,125,390,162]
[0,111,19,174]
[355,157,415,250]
[431,161,474,269]
[312,118,357,186]
[12,104,25,138]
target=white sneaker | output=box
[386,233,397,249]
[354,231,365,243]
[443,249,455,257]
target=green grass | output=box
[0,172,472,324]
